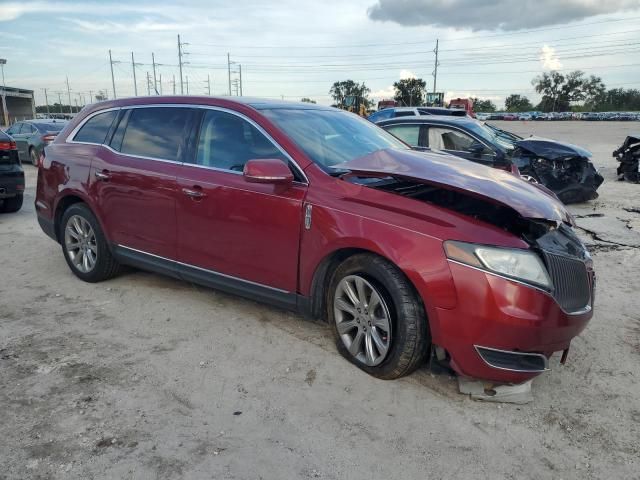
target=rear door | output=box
[88,106,196,263]
[175,108,306,301]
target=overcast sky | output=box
[1,0,640,108]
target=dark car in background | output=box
[367,106,467,123]
[4,119,67,166]
[0,130,25,213]
[376,115,604,204]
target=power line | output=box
[188,16,640,50]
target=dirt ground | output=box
[1,121,639,480]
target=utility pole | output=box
[43,88,50,115]
[74,98,79,113]
[432,39,439,94]
[177,35,185,94]
[146,72,151,96]
[239,64,243,96]
[159,73,162,95]
[89,90,93,103]
[131,52,139,96]
[186,76,189,94]
[56,92,63,113]
[227,53,232,95]
[172,75,176,95]
[152,52,158,94]
[109,49,118,99]
[205,75,211,95]
[66,77,72,114]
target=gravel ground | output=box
[1,121,639,480]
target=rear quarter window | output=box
[119,107,192,161]
[74,110,118,144]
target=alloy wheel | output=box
[334,275,392,366]
[64,215,98,273]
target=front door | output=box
[176,109,306,301]
[89,106,196,262]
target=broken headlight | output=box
[444,241,552,289]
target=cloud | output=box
[399,69,417,79]
[0,2,161,21]
[367,0,640,31]
[540,45,562,69]
[62,17,199,33]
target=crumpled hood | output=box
[339,148,573,224]
[516,136,592,160]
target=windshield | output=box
[459,120,518,151]
[260,108,408,170]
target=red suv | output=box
[36,96,594,384]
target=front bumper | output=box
[431,261,593,384]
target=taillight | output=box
[42,134,56,144]
[0,140,17,150]
[510,163,521,176]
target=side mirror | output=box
[243,158,294,185]
[468,142,486,156]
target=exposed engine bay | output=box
[511,140,604,204]
[613,135,640,182]
[367,178,556,244]
[485,126,604,204]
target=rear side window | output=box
[74,111,117,144]
[120,107,192,161]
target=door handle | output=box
[182,187,206,199]
[95,170,111,181]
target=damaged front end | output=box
[613,135,640,182]
[512,137,604,204]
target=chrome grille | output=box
[544,252,591,313]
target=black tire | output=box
[30,147,39,166]
[60,203,121,282]
[328,253,430,379]
[0,194,23,213]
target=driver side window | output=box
[195,110,287,172]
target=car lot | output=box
[1,121,639,479]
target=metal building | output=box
[1,86,36,127]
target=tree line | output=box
[325,71,640,113]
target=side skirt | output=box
[112,245,300,312]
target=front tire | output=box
[0,194,23,213]
[328,254,429,379]
[60,203,121,282]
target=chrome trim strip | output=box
[66,103,308,184]
[447,258,592,316]
[474,345,550,373]
[117,244,290,294]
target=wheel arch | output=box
[305,247,427,325]
[53,193,109,246]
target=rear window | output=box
[120,107,192,161]
[74,111,117,144]
[36,123,66,133]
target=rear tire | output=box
[30,147,38,166]
[328,253,429,379]
[0,194,23,213]
[60,203,121,282]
